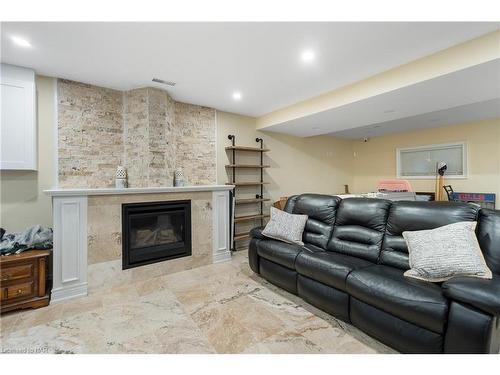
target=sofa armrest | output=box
[249,226,266,240]
[442,275,500,316]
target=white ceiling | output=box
[263,59,500,138]
[1,22,498,117]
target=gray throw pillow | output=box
[403,221,492,282]
[262,207,308,245]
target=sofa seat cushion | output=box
[303,243,324,253]
[296,251,373,291]
[257,239,304,270]
[346,265,449,333]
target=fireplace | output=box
[122,200,192,270]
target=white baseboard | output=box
[213,251,232,263]
[51,283,88,303]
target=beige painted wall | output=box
[351,118,500,205]
[0,76,56,232]
[217,111,354,201]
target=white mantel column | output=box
[51,195,88,302]
[212,190,232,263]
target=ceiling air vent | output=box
[152,78,176,87]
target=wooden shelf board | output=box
[225,146,270,152]
[234,232,251,241]
[226,182,269,186]
[225,164,270,168]
[235,198,271,205]
[234,214,270,223]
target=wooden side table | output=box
[0,249,51,313]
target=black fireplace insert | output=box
[122,200,192,270]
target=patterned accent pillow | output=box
[262,207,308,245]
[403,221,492,282]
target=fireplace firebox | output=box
[122,200,192,270]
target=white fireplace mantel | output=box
[45,185,234,302]
[45,185,234,196]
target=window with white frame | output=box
[396,142,467,179]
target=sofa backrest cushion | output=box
[286,194,341,249]
[284,195,299,213]
[327,198,391,262]
[476,208,500,275]
[381,201,479,270]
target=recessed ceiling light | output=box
[232,91,242,101]
[301,50,315,63]
[11,36,32,48]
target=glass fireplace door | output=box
[122,200,191,269]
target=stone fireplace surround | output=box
[57,80,217,189]
[45,185,233,302]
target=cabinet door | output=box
[0,65,37,170]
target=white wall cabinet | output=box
[0,64,37,170]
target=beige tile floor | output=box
[0,252,395,354]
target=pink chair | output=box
[377,179,413,192]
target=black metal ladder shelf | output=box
[226,135,270,251]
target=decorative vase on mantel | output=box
[174,168,185,187]
[115,166,128,189]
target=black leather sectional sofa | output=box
[248,194,500,353]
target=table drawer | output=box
[1,263,34,284]
[2,282,34,301]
